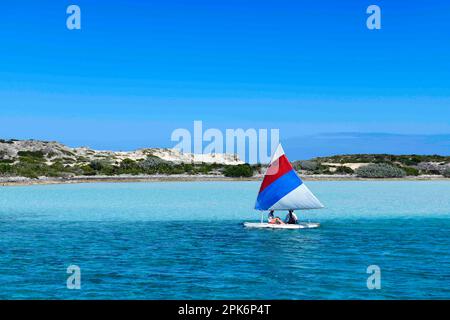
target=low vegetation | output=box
[334,166,354,174]
[0,155,259,179]
[292,153,450,177]
[17,150,45,158]
[444,168,450,178]
[355,163,406,178]
[293,160,318,172]
[292,160,332,175]
[402,166,420,176]
[315,154,450,165]
[223,164,254,178]
[0,139,17,144]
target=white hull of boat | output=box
[243,222,320,229]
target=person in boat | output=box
[285,210,298,224]
[268,210,284,224]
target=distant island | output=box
[1,139,449,185]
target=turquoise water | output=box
[0,181,449,299]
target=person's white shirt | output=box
[293,212,298,220]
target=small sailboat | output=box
[244,144,324,229]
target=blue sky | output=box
[1,0,449,159]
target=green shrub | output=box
[334,166,354,174]
[294,160,318,171]
[314,154,450,165]
[139,156,170,169]
[76,156,89,162]
[403,166,420,176]
[12,163,41,179]
[120,158,137,169]
[17,151,45,158]
[170,165,187,174]
[223,164,254,177]
[195,165,211,174]
[443,167,450,178]
[402,155,423,166]
[17,170,39,179]
[0,164,13,175]
[0,139,15,144]
[18,155,47,165]
[79,165,96,176]
[252,163,263,174]
[89,160,113,171]
[181,163,194,173]
[355,163,406,178]
[115,158,141,175]
[99,164,116,176]
[320,167,333,175]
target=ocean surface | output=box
[0,181,449,299]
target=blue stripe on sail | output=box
[255,169,303,210]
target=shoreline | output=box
[1,174,449,186]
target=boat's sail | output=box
[255,144,324,211]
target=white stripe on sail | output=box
[270,184,324,210]
[270,144,285,164]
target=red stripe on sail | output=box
[259,155,293,193]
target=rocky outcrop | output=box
[0,139,244,166]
